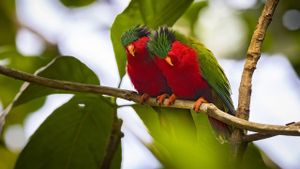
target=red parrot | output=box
[121,26,171,102]
[121,26,197,143]
[147,27,235,140]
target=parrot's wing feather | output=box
[194,42,235,115]
[175,32,235,115]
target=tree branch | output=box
[242,122,300,142]
[236,0,279,121]
[231,0,280,160]
[0,65,299,136]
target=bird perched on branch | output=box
[147,27,235,140]
[121,25,196,141]
[121,25,171,102]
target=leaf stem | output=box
[100,112,123,169]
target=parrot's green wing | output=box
[175,32,235,115]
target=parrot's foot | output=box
[156,93,169,105]
[140,93,150,104]
[193,97,208,112]
[167,94,176,106]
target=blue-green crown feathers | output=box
[121,25,150,47]
[147,27,175,58]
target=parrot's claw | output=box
[166,94,176,106]
[140,93,150,104]
[156,93,169,105]
[193,97,208,112]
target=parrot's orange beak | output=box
[127,44,135,57]
[165,56,174,66]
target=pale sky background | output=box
[3,0,300,168]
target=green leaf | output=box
[133,105,229,169]
[15,95,121,169]
[0,1,16,46]
[60,0,96,8]
[0,145,17,169]
[242,143,275,169]
[14,56,100,107]
[5,97,46,127]
[4,56,99,128]
[110,144,122,169]
[133,105,274,168]
[111,0,193,77]
[133,105,196,140]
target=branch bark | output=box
[231,0,280,161]
[242,122,300,142]
[236,0,279,121]
[0,65,299,136]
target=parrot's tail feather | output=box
[208,117,231,143]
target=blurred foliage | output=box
[0,145,17,169]
[235,1,300,75]
[175,1,208,37]
[0,0,298,168]
[135,105,273,169]
[134,105,228,169]
[0,0,16,46]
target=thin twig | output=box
[231,0,280,161]
[0,65,299,136]
[242,121,300,142]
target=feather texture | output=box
[148,27,235,140]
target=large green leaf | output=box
[133,105,196,140]
[4,56,99,128]
[111,0,193,77]
[13,56,100,106]
[14,95,121,169]
[133,105,274,168]
[4,97,46,127]
[133,105,229,169]
[110,144,122,169]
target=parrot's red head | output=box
[147,27,179,66]
[121,25,150,58]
